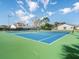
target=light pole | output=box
[8,14,12,28]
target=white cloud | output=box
[50,1,57,5]
[16,0,27,13]
[15,0,37,23]
[60,8,72,14]
[16,9,35,22]
[60,2,79,14]
[16,10,29,21]
[16,0,30,15]
[47,11,53,16]
[27,0,39,12]
[16,0,24,5]
[19,5,26,11]
[41,0,49,9]
[16,10,25,17]
[29,14,35,18]
[73,2,79,11]
[20,16,30,21]
[10,11,15,16]
[20,14,35,21]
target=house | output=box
[0,25,8,30]
[0,25,8,28]
[57,24,74,30]
[10,24,16,29]
[76,26,79,30]
[15,22,25,28]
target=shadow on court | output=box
[61,44,79,59]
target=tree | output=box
[32,18,41,28]
[32,16,50,29]
[41,23,53,30]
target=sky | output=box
[0,0,79,25]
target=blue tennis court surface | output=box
[16,32,69,44]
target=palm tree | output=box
[54,22,59,30]
[72,26,76,34]
[62,44,79,59]
[41,16,50,24]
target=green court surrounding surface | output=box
[0,31,79,59]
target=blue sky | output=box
[0,0,79,25]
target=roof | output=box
[10,24,16,29]
[58,23,74,27]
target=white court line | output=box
[7,32,69,45]
[49,34,69,45]
[39,33,65,41]
[39,34,57,41]
[39,33,69,44]
[7,32,49,45]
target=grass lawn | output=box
[0,31,79,59]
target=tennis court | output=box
[15,32,69,44]
[1,31,79,59]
